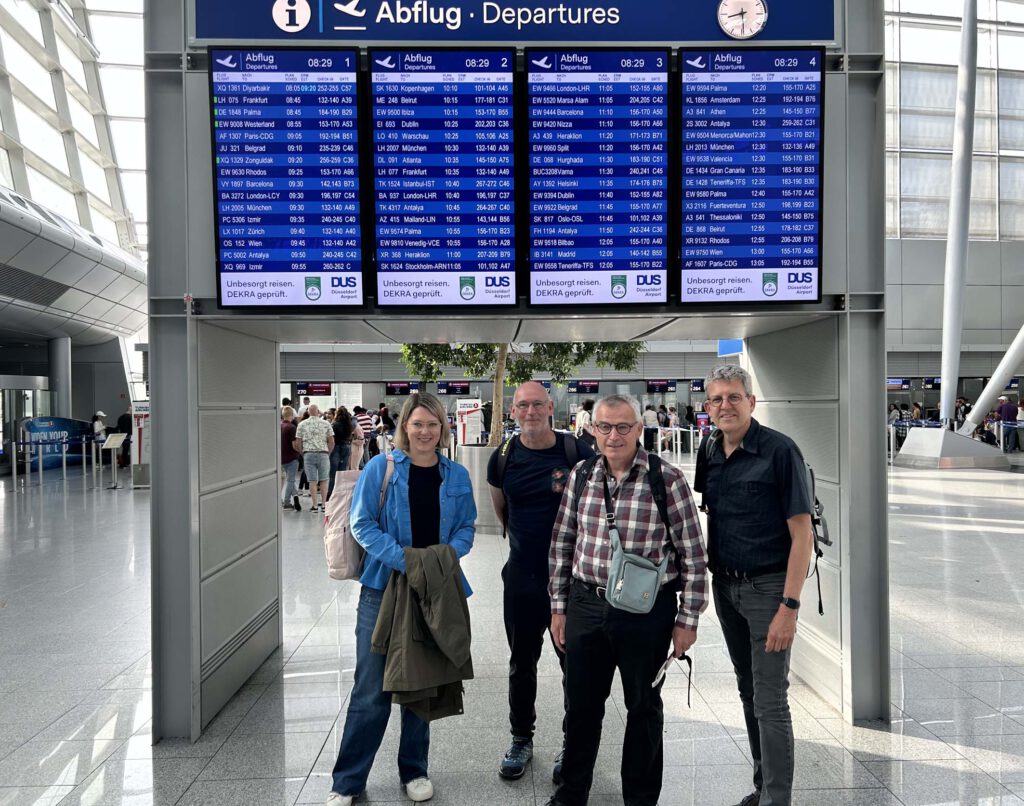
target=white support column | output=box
[938,0,978,424]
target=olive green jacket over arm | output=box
[371,543,474,721]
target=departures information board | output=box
[371,49,515,306]
[681,48,823,302]
[210,49,363,307]
[528,49,669,305]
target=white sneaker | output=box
[324,794,354,806]
[404,777,433,802]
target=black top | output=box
[694,418,813,574]
[487,433,596,576]
[408,461,442,549]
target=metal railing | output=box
[10,436,100,488]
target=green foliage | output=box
[399,342,644,387]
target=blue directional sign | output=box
[371,49,515,305]
[681,48,824,303]
[528,49,669,305]
[194,0,835,44]
[210,49,364,307]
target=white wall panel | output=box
[901,284,944,329]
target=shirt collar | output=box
[596,446,649,480]
[710,417,761,455]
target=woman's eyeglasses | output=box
[593,422,638,435]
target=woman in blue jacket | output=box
[326,392,476,806]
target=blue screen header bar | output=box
[194,0,834,44]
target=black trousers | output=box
[502,562,567,740]
[555,579,677,806]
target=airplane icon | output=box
[685,56,706,69]
[531,57,552,69]
[334,0,366,17]
[375,56,396,69]
[215,55,237,69]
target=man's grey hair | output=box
[595,394,642,421]
[704,364,753,397]
[307,403,321,417]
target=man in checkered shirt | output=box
[545,394,708,806]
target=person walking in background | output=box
[92,411,107,440]
[281,406,301,511]
[298,396,311,417]
[573,398,596,451]
[116,405,133,467]
[295,404,334,515]
[996,395,1020,453]
[642,404,659,451]
[328,407,355,500]
[354,406,375,466]
[325,392,477,806]
[349,412,365,471]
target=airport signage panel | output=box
[194,1,835,44]
[210,49,364,308]
[681,48,824,303]
[646,379,676,393]
[528,49,669,305]
[297,382,334,396]
[567,380,600,394]
[371,49,516,306]
[385,381,420,394]
[886,377,910,391]
[690,379,705,393]
[923,377,940,390]
[437,380,471,395]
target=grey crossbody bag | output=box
[602,474,669,614]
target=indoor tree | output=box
[400,342,645,447]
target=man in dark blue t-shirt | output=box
[487,381,595,784]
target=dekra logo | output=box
[332,277,358,288]
[787,273,813,283]
[637,275,661,286]
[485,277,510,288]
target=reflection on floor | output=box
[1,460,1024,805]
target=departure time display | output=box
[528,49,669,305]
[681,48,824,302]
[210,49,363,307]
[371,49,516,306]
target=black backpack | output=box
[495,432,580,538]
[695,433,832,616]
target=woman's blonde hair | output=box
[393,392,451,452]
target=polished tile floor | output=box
[1,458,1024,805]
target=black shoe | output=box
[542,799,569,806]
[498,737,533,780]
[552,746,565,785]
[292,495,301,511]
[735,791,761,806]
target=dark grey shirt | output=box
[694,418,813,574]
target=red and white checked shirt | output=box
[549,448,708,630]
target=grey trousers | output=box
[713,571,794,806]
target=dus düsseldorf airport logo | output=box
[305,276,322,300]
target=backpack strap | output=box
[377,452,395,527]
[495,435,519,539]
[561,431,579,468]
[572,455,601,521]
[645,454,673,539]
[694,433,712,512]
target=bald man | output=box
[487,381,596,783]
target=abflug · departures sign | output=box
[193,0,834,43]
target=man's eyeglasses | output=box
[706,393,749,408]
[593,422,638,435]
[513,401,549,411]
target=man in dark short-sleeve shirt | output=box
[694,364,814,806]
[487,381,595,783]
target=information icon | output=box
[272,0,311,32]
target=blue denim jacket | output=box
[351,449,477,593]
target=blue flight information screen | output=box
[371,49,515,306]
[681,49,824,303]
[528,49,669,305]
[210,49,363,308]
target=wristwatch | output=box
[781,597,800,611]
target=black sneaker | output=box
[735,791,762,806]
[292,495,301,512]
[498,737,533,780]
[552,745,565,785]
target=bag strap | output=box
[645,454,673,539]
[694,433,711,513]
[600,473,624,554]
[377,452,395,526]
[562,431,579,468]
[496,434,518,539]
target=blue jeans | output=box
[331,586,430,796]
[327,443,352,500]
[714,571,794,806]
[280,459,298,504]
